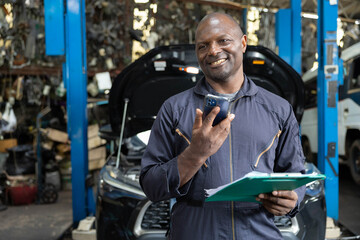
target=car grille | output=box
[141,200,170,230]
[274,215,293,228]
[137,201,298,236]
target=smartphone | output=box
[203,94,230,126]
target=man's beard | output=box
[206,70,232,83]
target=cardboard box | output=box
[88,124,99,139]
[0,138,18,152]
[88,146,106,171]
[88,124,106,149]
[88,136,106,149]
[72,216,96,240]
[56,143,71,153]
[89,146,106,161]
[42,128,69,143]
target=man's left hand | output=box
[256,190,298,216]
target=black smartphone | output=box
[203,94,230,126]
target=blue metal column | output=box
[290,0,301,74]
[317,0,339,220]
[275,9,292,64]
[44,0,65,56]
[275,0,302,74]
[65,0,92,223]
[44,0,65,205]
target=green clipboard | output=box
[205,172,326,202]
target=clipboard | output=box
[205,171,326,202]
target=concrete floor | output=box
[0,190,72,240]
[339,164,360,236]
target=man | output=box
[140,12,305,239]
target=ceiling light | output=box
[302,13,318,20]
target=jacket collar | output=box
[194,74,259,99]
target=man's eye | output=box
[219,39,230,44]
[198,45,206,50]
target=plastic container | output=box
[45,171,61,191]
[8,184,37,205]
[61,174,72,190]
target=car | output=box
[95,44,326,240]
[300,41,360,185]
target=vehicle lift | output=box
[316,0,340,221]
[44,0,94,224]
[276,0,339,220]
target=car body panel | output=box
[109,44,304,138]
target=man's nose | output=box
[208,42,221,56]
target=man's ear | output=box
[241,35,247,53]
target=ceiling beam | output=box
[338,0,358,18]
[338,0,349,19]
[349,4,360,19]
[177,0,245,10]
[176,0,279,11]
[178,0,359,23]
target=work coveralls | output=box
[140,75,306,240]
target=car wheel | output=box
[302,138,316,165]
[349,140,360,185]
[41,183,58,204]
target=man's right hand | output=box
[190,107,235,161]
[177,107,235,186]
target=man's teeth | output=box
[211,59,226,65]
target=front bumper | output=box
[276,194,326,240]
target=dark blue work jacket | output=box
[140,75,306,240]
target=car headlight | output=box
[305,179,323,197]
[98,166,145,199]
[304,162,324,198]
[99,178,114,196]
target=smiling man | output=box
[195,13,246,93]
[140,12,306,239]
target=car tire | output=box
[349,140,360,185]
[302,138,316,165]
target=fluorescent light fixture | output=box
[355,20,360,25]
[302,13,318,19]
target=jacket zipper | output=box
[175,128,190,144]
[228,97,242,240]
[175,128,208,168]
[228,96,243,181]
[254,129,282,168]
[229,116,235,240]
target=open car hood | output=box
[243,45,304,122]
[109,44,304,137]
